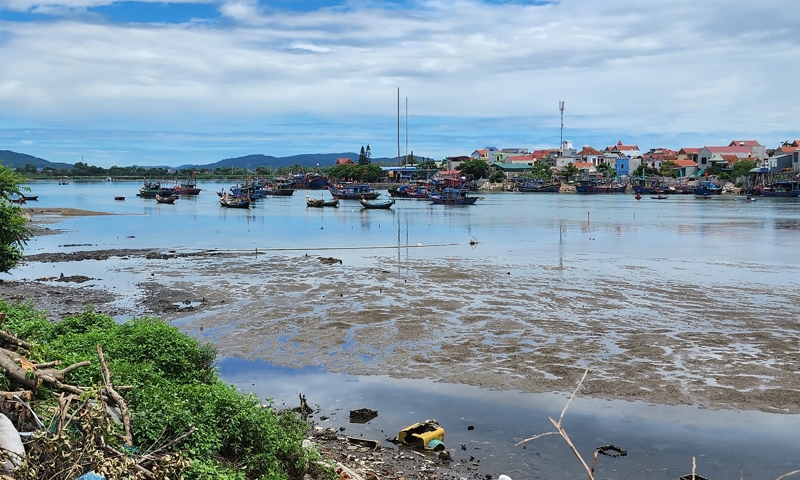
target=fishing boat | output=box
[137,180,162,198]
[155,194,177,204]
[650,195,668,200]
[174,177,201,195]
[329,183,380,200]
[694,181,722,196]
[306,195,339,208]
[58,176,70,185]
[388,184,411,198]
[429,188,478,205]
[518,179,561,193]
[21,194,39,201]
[264,182,295,196]
[575,178,628,193]
[9,197,25,205]
[114,196,125,201]
[291,173,329,190]
[757,181,800,197]
[360,198,395,210]
[219,194,251,208]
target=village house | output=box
[697,146,752,169]
[729,140,766,161]
[470,147,503,165]
[671,159,699,178]
[677,148,701,163]
[605,140,641,158]
[576,146,603,165]
[335,158,355,166]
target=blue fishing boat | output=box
[575,178,628,193]
[518,179,561,193]
[757,181,800,197]
[694,181,722,196]
[429,188,478,205]
[329,183,380,200]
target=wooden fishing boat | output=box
[518,179,561,193]
[330,183,380,200]
[306,195,339,207]
[114,196,125,201]
[174,177,201,195]
[360,198,395,210]
[575,178,628,193]
[757,181,800,197]
[650,195,668,200]
[429,188,478,205]
[219,194,251,208]
[9,197,25,205]
[694,181,722,196]
[137,180,161,198]
[155,194,177,204]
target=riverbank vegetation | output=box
[0,300,335,479]
[0,165,32,273]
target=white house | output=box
[729,140,766,161]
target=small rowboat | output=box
[220,194,251,208]
[360,198,395,210]
[114,196,125,201]
[650,195,668,200]
[22,195,39,201]
[155,194,177,204]
[10,197,25,205]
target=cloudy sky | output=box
[1,0,798,167]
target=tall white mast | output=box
[559,100,565,155]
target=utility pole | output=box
[559,101,565,156]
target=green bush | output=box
[0,300,334,480]
[489,171,505,183]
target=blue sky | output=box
[1,0,799,167]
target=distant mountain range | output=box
[0,150,73,170]
[0,150,394,171]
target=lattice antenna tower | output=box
[559,101,565,154]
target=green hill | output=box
[0,150,72,170]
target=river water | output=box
[8,179,800,479]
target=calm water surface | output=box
[11,179,800,479]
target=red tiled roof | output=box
[577,146,601,156]
[777,146,796,154]
[729,140,761,147]
[679,148,701,154]
[335,158,355,165]
[532,149,550,159]
[573,162,594,169]
[721,154,739,165]
[507,154,535,162]
[672,160,697,167]
[705,146,751,154]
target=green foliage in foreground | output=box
[0,164,31,273]
[0,300,335,480]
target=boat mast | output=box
[397,87,401,167]
[405,96,408,165]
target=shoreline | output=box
[6,234,800,415]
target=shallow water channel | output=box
[219,357,800,479]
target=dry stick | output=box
[32,360,62,369]
[692,457,696,479]
[137,427,198,465]
[96,344,133,445]
[515,431,559,446]
[516,368,590,447]
[549,417,594,480]
[776,470,800,480]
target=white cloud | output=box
[0,0,214,12]
[0,0,799,163]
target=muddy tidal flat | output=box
[10,237,800,415]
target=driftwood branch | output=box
[97,344,133,445]
[0,330,31,352]
[776,470,800,480]
[515,368,594,480]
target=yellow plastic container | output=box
[397,422,445,450]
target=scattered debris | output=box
[347,437,381,450]
[319,257,343,265]
[349,407,378,424]
[393,420,446,451]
